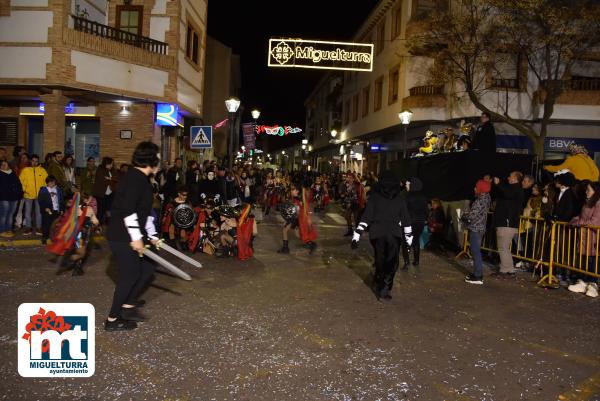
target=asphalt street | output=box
[0,209,599,401]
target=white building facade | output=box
[307,0,600,174]
[0,0,207,166]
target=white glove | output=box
[404,226,413,246]
[200,193,206,199]
[352,231,361,242]
[214,194,220,200]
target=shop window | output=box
[64,119,100,168]
[116,5,143,35]
[186,18,202,67]
[388,65,400,104]
[352,94,359,122]
[374,76,384,111]
[362,85,370,117]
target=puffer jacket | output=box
[463,193,491,233]
[19,166,48,199]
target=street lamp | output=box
[398,109,413,159]
[225,97,241,170]
[251,109,261,165]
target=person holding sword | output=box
[105,142,162,331]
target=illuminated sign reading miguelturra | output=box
[268,39,374,72]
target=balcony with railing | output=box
[538,77,600,105]
[404,85,446,108]
[491,78,520,90]
[63,15,174,70]
[72,15,167,55]
[409,85,444,96]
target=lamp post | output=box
[251,109,260,165]
[225,97,241,170]
[398,109,413,159]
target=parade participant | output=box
[463,179,492,284]
[351,170,412,301]
[544,144,599,182]
[237,203,256,260]
[188,198,219,254]
[277,185,317,254]
[263,171,276,215]
[105,141,161,331]
[161,186,192,251]
[198,169,220,201]
[51,192,99,276]
[401,178,428,269]
[217,205,238,257]
[342,173,366,236]
[472,112,497,153]
[311,176,327,212]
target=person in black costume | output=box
[351,170,412,301]
[472,112,496,153]
[198,170,220,203]
[402,177,428,268]
[105,142,161,331]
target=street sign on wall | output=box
[268,38,374,72]
[190,126,212,149]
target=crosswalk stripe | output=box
[326,213,347,225]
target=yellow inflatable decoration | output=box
[418,130,438,154]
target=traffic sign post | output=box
[190,126,213,149]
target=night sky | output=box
[206,1,380,150]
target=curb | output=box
[0,236,106,248]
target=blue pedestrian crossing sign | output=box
[190,126,212,149]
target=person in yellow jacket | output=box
[19,154,48,236]
[544,144,599,181]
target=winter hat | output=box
[475,179,491,194]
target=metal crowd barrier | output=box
[455,215,600,287]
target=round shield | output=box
[280,201,298,222]
[173,203,197,229]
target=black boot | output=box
[344,227,353,237]
[308,241,317,254]
[277,240,289,254]
[401,261,409,270]
[72,260,84,276]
